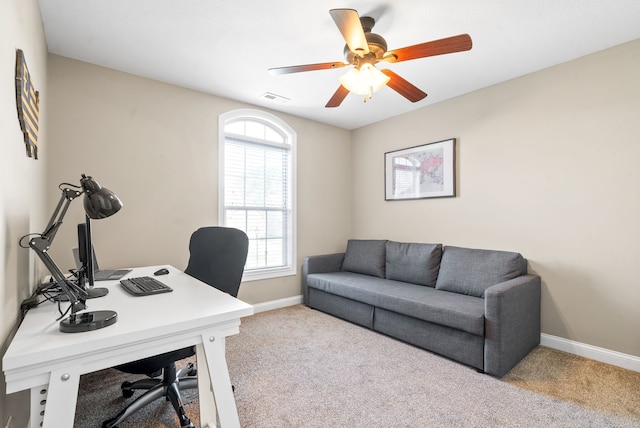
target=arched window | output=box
[219,109,296,280]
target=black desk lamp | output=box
[27,174,123,333]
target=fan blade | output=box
[329,9,369,56]
[380,69,427,102]
[325,85,350,108]
[268,61,347,75]
[385,34,472,63]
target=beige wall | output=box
[45,55,352,305]
[352,39,640,357]
[2,7,638,423]
[0,0,48,425]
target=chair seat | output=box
[116,346,195,375]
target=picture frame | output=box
[385,138,456,201]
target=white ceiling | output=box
[38,0,640,130]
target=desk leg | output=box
[199,333,240,428]
[196,344,217,427]
[30,385,48,428]
[33,366,81,428]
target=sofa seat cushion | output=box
[306,272,485,336]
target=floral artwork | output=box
[385,139,455,200]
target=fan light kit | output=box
[340,63,390,100]
[268,9,472,107]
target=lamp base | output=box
[60,310,117,333]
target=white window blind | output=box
[224,138,290,270]
[219,110,296,280]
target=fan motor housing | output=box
[343,16,388,64]
[344,32,388,63]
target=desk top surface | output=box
[3,265,254,372]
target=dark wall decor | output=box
[15,49,40,159]
[385,138,456,200]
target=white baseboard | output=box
[252,295,303,314]
[541,333,640,373]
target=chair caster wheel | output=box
[121,381,134,398]
[185,362,197,376]
[179,416,195,428]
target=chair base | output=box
[103,363,198,428]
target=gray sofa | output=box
[302,240,541,377]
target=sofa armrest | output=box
[484,274,541,377]
[302,253,345,305]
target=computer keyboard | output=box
[120,276,173,296]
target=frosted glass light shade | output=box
[339,63,390,96]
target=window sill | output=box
[242,267,296,282]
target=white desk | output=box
[2,265,254,428]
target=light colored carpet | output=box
[75,304,640,427]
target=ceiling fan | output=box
[268,9,472,108]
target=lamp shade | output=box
[80,174,123,219]
[339,63,390,96]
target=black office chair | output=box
[103,227,249,428]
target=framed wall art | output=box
[15,49,40,159]
[385,138,456,201]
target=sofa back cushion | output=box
[342,239,387,278]
[435,246,526,297]
[385,241,443,287]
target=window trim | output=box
[218,109,297,281]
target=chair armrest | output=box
[484,274,541,377]
[301,253,345,305]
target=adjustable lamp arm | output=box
[29,185,88,313]
[41,187,82,241]
[29,238,88,313]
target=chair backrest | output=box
[184,227,249,297]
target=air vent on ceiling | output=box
[261,92,290,103]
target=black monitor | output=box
[77,218,95,287]
[77,217,107,298]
